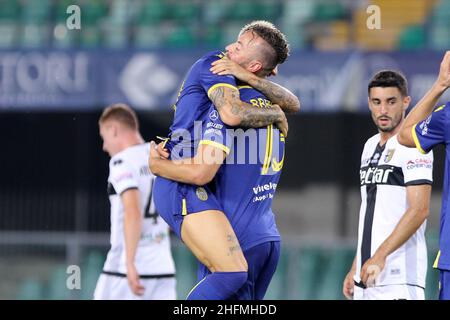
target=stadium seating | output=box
[171,244,198,299]
[398,25,426,50]
[46,264,72,300]
[0,0,446,50]
[79,250,105,299]
[295,246,325,299]
[429,0,450,49]
[16,278,45,300]
[316,247,354,300]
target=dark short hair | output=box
[99,103,139,130]
[368,70,409,97]
[239,20,290,70]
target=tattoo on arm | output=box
[209,86,282,128]
[226,234,242,256]
[209,86,226,110]
[249,77,300,114]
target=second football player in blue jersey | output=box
[151,84,286,300]
[151,21,299,300]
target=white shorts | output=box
[354,284,425,300]
[93,273,176,300]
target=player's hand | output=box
[273,104,289,137]
[437,51,450,89]
[360,254,386,288]
[149,141,162,174]
[342,268,356,300]
[156,141,170,159]
[210,57,253,83]
[127,263,145,296]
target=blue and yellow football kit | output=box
[154,51,234,238]
[164,50,235,161]
[153,50,284,299]
[196,86,284,299]
[412,102,450,299]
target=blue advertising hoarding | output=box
[1,50,449,112]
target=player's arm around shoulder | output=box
[149,141,226,186]
[210,57,300,114]
[208,85,288,137]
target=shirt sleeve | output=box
[198,53,238,99]
[401,145,433,186]
[412,103,449,154]
[109,157,138,195]
[199,106,233,155]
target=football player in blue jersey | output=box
[151,85,287,300]
[151,21,298,300]
[399,51,450,300]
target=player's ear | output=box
[403,95,411,111]
[247,60,263,74]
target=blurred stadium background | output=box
[0,0,449,300]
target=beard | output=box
[374,114,402,133]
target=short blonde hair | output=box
[99,103,139,130]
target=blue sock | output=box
[186,271,247,300]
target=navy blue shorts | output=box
[197,241,281,300]
[439,269,450,300]
[153,176,223,239]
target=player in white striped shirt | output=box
[343,71,433,300]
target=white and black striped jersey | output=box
[354,134,433,289]
[104,143,175,277]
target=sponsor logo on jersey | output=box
[207,122,223,130]
[419,114,432,136]
[252,182,278,195]
[360,166,394,185]
[113,159,123,166]
[196,187,208,201]
[384,149,395,163]
[371,152,381,165]
[406,158,433,170]
[209,110,219,121]
[141,231,168,244]
[204,128,223,137]
[390,268,401,276]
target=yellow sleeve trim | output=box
[434,105,445,112]
[181,198,187,216]
[433,250,441,269]
[207,83,238,99]
[237,85,252,89]
[411,124,427,154]
[199,140,230,154]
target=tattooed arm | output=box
[210,57,300,114]
[246,75,300,114]
[209,86,288,136]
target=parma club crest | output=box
[384,149,396,163]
